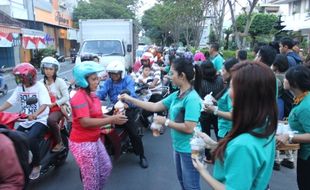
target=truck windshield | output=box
[81,40,124,56]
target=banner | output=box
[0,32,13,47]
[22,35,46,49]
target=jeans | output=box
[17,122,48,166]
[174,151,200,190]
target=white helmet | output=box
[106,60,126,79]
[40,56,60,75]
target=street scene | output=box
[1,0,310,190]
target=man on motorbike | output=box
[0,63,51,180]
[97,60,148,168]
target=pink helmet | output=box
[194,52,206,62]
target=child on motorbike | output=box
[70,61,127,190]
[40,57,69,152]
[0,63,51,180]
[97,60,149,168]
[136,64,152,85]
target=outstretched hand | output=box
[197,131,218,149]
[119,93,131,102]
[112,114,128,125]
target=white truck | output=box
[76,19,135,70]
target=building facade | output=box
[0,0,78,67]
[270,0,310,41]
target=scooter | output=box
[0,66,8,96]
[0,97,70,179]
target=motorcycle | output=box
[0,97,70,179]
[100,90,141,161]
[0,66,8,96]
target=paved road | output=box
[26,129,298,190]
[0,62,298,190]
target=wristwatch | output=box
[213,106,219,115]
[288,134,294,144]
[164,119,170,127]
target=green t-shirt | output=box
[211,54,225,72]
[217,90,233,138]
[213,133,275,190]
[288,93,310,160]
[162,89,202,153]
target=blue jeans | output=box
[174,151,200,190]
[17,122,48,166]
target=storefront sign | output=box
[44,34,54,45]
[55,11,69,26]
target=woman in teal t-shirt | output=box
[193,62,278,190]
[204,58,238,139]
[277,65,310,189]
[121,57,203,190]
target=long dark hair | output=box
[172,57,202,94]
[213,62,278,161]
[200,60,217,82]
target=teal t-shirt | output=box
[211,54,225,72]
[288,93,310,160]
[162,89,202,153]
[213,133,275,190]
[217,89,233,138]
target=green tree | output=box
[236,13,278,45]
[142,0,210,47]
[73,0,138,26]
[228,0,259,49]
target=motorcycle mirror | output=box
[26,97,38,105]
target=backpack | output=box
[0,125,31,186]
[281,90,294,118]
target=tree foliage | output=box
[228,0,259,49]
[73,0,138,25]
[235,13,278,46]
[141,0,210,47]
[236,13,278,37]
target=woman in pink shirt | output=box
[69,61,127,190]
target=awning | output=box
[0,24,21,34]
[0,32,13,47]
[21,28,46,49]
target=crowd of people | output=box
[1,36,310,190]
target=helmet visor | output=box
[42,62,55,69]
[14,74,24,84]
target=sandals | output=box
[29,165,41,180]
[51,143,65,152]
